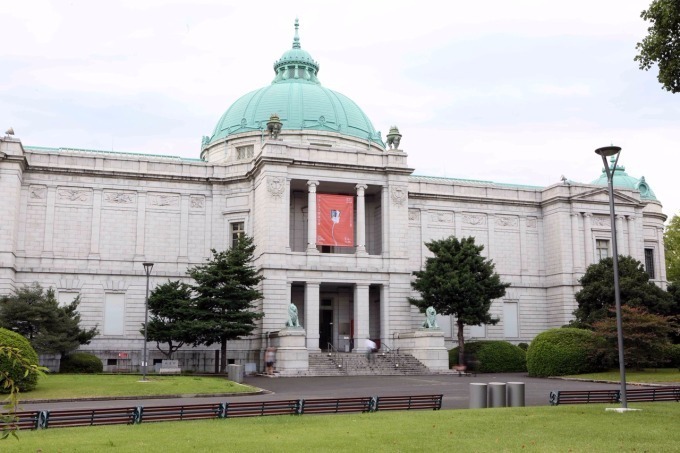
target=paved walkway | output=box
[18,373,635,411]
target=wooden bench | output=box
[224,400,301,418]
[1,410,41,430]
[299,397,374,414]
[549,389,620,405]
[374,394,443,411]
[626,387,680,403]
[40,407,137,428]
[137,403,223,423]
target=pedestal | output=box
[395,329,448,371]
[269,328,308,376]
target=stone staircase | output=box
[307,352,432,376]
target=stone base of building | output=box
[270,327,309,375]
[396,329,448,371]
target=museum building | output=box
[0,21,667,374]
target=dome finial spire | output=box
[293,18,301,49]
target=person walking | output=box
[265,347,276,376]
[364,338,377,364]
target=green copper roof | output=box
[591,156,657,200]
[208,19,383,147]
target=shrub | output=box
[0,327,40,392]
[526,328,603,377]
[517,342,529,351]
[60,352,103,374]
[448,341,527,373]
[665,343,680,369]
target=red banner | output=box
[317,194,354,247]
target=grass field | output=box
[565,368,680,383]
[3,403,679,452]
[18,374,257,400]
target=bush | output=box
[0,327,40,392]
[665,344,680,369]
[517,342,529,351]
[448,341,527,373]
[60,352,103,374]
[526,328,603,377]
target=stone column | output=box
[616,215,626,257]
[519,216,528,273]
[42,186,56,258]
[570,212,581,272]
[89,189,102,259]
[307,181,319,253]
[178,194,189,263]
[583,213,593,267]
[354,283,370,352]
[304,282,320,351]
[134,192,147,260]
[379,284,390,349]
[285,178,292,252]
[355,184,367,255]
[627,215,637,261]
[657,227,667,288]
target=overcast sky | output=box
[2,0,677,219]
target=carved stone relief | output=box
[57,187,91,204]
[104,191,135,204]
[190,196,205,209]
[495,216,519,228]
[592,216,610,227]
[267,176,286,199]
[390,186,407,206]
[526,217,537,229]
[29,186,46,200]
[462,213,486,226]
[429,211,453,223]
[408,209,420,222]
[149,193,180,207]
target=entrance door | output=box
[319,310,333,350]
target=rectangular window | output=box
[503,301,519,338]
[645,248,655,279]
[103,293,125,336]
[469,324,486,338]
[231,221,245,248]
[596,239,610,261]
[107,359,118,366]
[57,291,79,308]
[236,145,254,160]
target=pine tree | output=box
[187,235,264,373]
[0,284,98,356]
[409,236,509,365]
[142,280,195,359]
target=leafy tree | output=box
[0,284,98,356]
[635,0,680,93]
[664,213,680,284]
[142,280,195,359]
[573,256,676,327]
[592,306,673,370]
[409,236,509,365]
[187,235,264,374]
[666,282,680,343]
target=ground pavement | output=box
[18,373,636,412]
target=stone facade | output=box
[0,128,667,373]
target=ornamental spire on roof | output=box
[293,18,300,49]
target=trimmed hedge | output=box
[60,352,103,374]
[526,328,602,377]
[0,327,40,392]
[448,341,527,373]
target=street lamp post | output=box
[142,262,154,381]
[594,146,627,409]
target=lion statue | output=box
[422,306,439,329]
[286,303,301,328]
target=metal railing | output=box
[326,343,348,373]
[379,342,400,369]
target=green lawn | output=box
[19,374,257,400]
[565,368,680,384]
[3,403,679,452]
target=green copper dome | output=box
[207,20,383,147]
[591,156,657,200]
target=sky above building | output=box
[2,0,678,219]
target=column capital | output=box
[307,180,319,192]
[355,184,368,193]
[570,211,580,217]
[583,212,592,218]
[627,215,636,221]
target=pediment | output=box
[570,187,640,205]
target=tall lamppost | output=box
[142,262,154,381]
[594,146,627,409]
